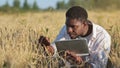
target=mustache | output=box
[68,33,76,35]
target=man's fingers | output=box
[46,46,54,55]
[46,37,50,42]
[65,50,83,64]
[39,36,50,46]
[75,56,83,64]
[39,36,45,43]
[66,50,76,58]
[43,37,50,45]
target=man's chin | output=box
[70,36,77,39]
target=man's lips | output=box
[70,34,74,37]
[69,34,76,37]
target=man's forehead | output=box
[66,18,81,26]
[66,17,81,21]
[66,17,80,23]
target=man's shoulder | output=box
[93,23,108,33]
[61,25,66,31]
[92,23,111,39]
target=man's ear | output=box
[82,20,88,26]
[81,21,86,27]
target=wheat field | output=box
[0,11,120,68]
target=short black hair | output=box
[66,6,88,20]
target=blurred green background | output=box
[0,0,120,12]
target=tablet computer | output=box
[55,38,89,56]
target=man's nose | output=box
[67,27,73,33]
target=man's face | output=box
[65,18,84,39]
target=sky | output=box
[0,0,69,9]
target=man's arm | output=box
[89,35,111,68]
[38,36,54,55]
[38,25,67,56]
[53,25,84,65]
[54,25,70,41]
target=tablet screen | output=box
[55,38,89,56]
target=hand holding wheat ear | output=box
[38,36,50,46]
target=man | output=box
[39,6,111,68]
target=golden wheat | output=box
[0,11,120,68]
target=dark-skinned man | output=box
[39,6,111,68]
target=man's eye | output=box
[71,26,74,28]
[66,25,74,28]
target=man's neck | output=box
[82,21,93,37]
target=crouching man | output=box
[39,6,111,68]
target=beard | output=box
[69,34,80,39]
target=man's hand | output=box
[38,36,50,46]
[64,50,83,65]
[45,46,54,55]
[38,36,54,55]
